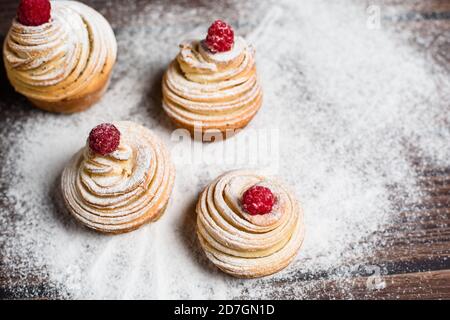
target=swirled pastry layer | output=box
[3,0,117,104]
[196,170,304,278]
[61,121,175,233]
[162,37,262,133]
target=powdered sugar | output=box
[1,0,449,299]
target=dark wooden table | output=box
[0,0,449,299]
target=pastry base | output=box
[94,201,170,235]
[164,97,263,142]
[65,192,172,235]
[27,70,113,114]
[198,221,305,278]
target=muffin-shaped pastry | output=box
[61,122,175,234]
[162,20,263,139]
[3,0,117,113]
[196,170,304,278]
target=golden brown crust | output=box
[67,191,171,235]
[27,67,113,113]
[164,92,262,141]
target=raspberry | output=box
[88,123,121,156]
[17,0,51,26]
[204,20,234,53]
[241,185,276,216]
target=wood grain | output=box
[0,0,449,299]
[304,270,450,300]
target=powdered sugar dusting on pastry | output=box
[1,0,449,299]
[3,0,117,102]
[162,32,262,133]
[61,121,175,234]
[199,36,247,63]
[197,170,304,278]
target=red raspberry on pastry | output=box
[242,185,276,215]
[205,20,234,53]
[88,123,121,156]
[17,0,51,26]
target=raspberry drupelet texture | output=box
[204,20,234,53]
[242,185,276,216]
[88,123,121,156]
[17,0,51,26]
